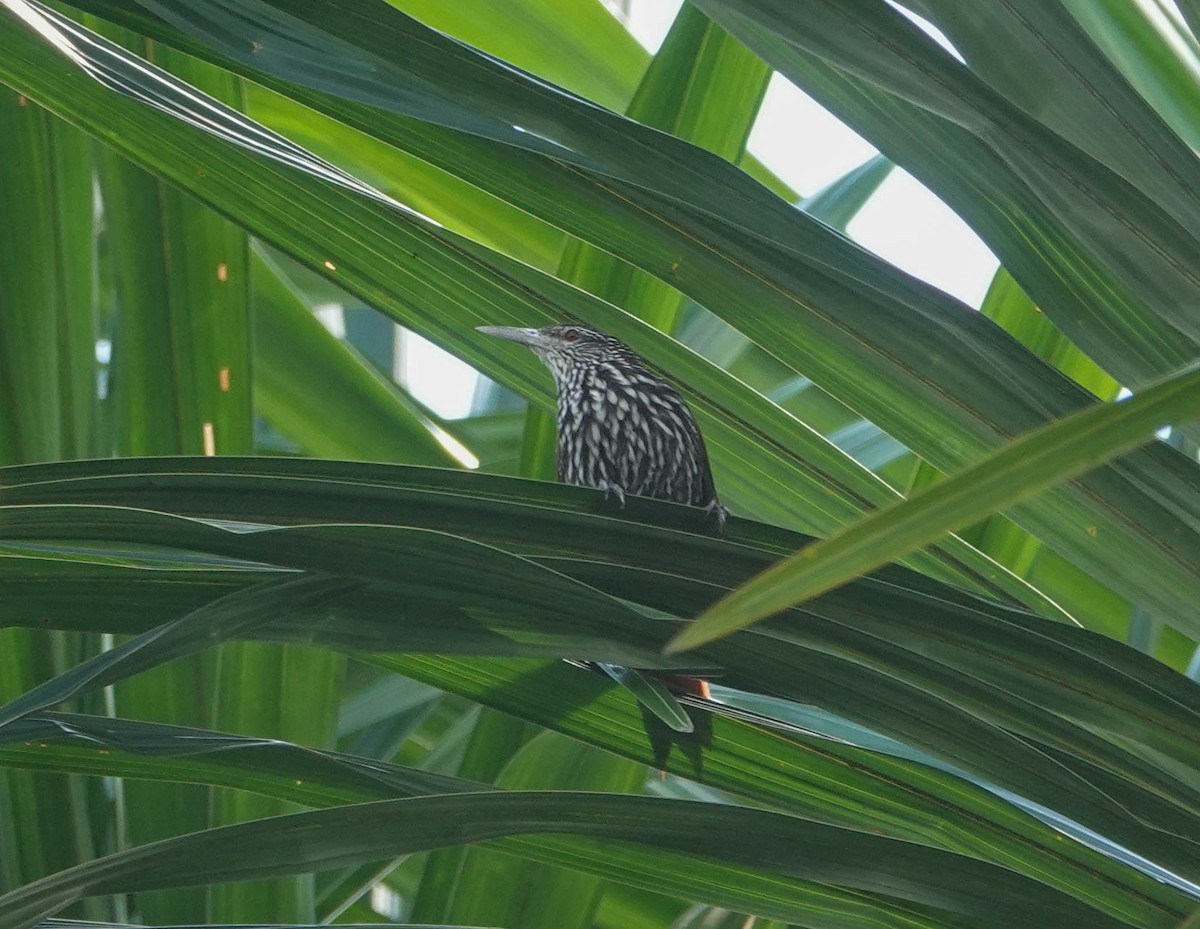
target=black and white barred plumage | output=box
[478,323,727,526]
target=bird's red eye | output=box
[563,331,579,342]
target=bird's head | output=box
[477,323,633,384]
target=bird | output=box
[476,322,728,529]
[478,321,731,769]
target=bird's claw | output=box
[705,500,729,535]
[598,480,626,509]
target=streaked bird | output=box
[477,322,728,528]
[479,321,735,768]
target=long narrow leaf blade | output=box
[0,793,1137,929]
[670,361,1200,652]
[0,574,349,730]
[8,0,1199,625]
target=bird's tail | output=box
[574,661,823,772]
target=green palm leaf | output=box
[2,1,1200,926]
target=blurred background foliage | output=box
[0,0,1199,927]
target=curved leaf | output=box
[0,792,1142,929]
[0,711,1186,924]
[2,459,1199,879]
[8,0,1200,625]
[674,360,1200,650]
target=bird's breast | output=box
[555,369,712,506]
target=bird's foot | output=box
[705,499,729,535]
[597,480,626,509]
